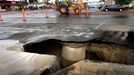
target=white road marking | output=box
[95,20,110,29]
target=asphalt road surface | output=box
[0,9,134,43]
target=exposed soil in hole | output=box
[22,31,134,74]
[87,41,134,65]
[24,39,134,66]
[86,51,105,61]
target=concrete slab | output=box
[53,60,134,75]
[0,50,59,75]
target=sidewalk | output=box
[0,11,19,15]
[127,8,134,12]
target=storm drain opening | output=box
[23,31,134,74]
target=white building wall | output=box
[104,0,115,5]
[131,1,134,7]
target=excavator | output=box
[54,0,84,15]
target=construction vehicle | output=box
[55,0,84,15]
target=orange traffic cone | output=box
[22,14,26,21]
[22,9,26,21]
[0,15,3,22]
[22,9,25,14]
[25,10,29,17]
[85,2,89,17]
[34,9,37,14]
[45,9,48,18]
[41,8,44,13]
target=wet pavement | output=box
[0,9,134,75]
[0,9,134,43]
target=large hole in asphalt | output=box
[23,31,134,74]
[24,39,62,55]
[24,39,64,68]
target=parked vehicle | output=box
[100,5,126,12]
[99,5,108,11]
[98,4,104,9]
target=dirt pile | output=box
[87,43,134,64]
[53,60,134,75]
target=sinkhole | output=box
[23,31,134,74]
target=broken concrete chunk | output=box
[53,60,134,75]
[0,50,59,75]
[69,60,134,75]
[0,40,24,52]
[99,31,127,45]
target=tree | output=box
[114,0,132,5]
[29,0,38,3]
[100,0,105,2]
[24,0,27,3]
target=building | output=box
[88,1,104,8]
[0,0,27,11]
[104,0,134,6]
[104,0,115,5]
